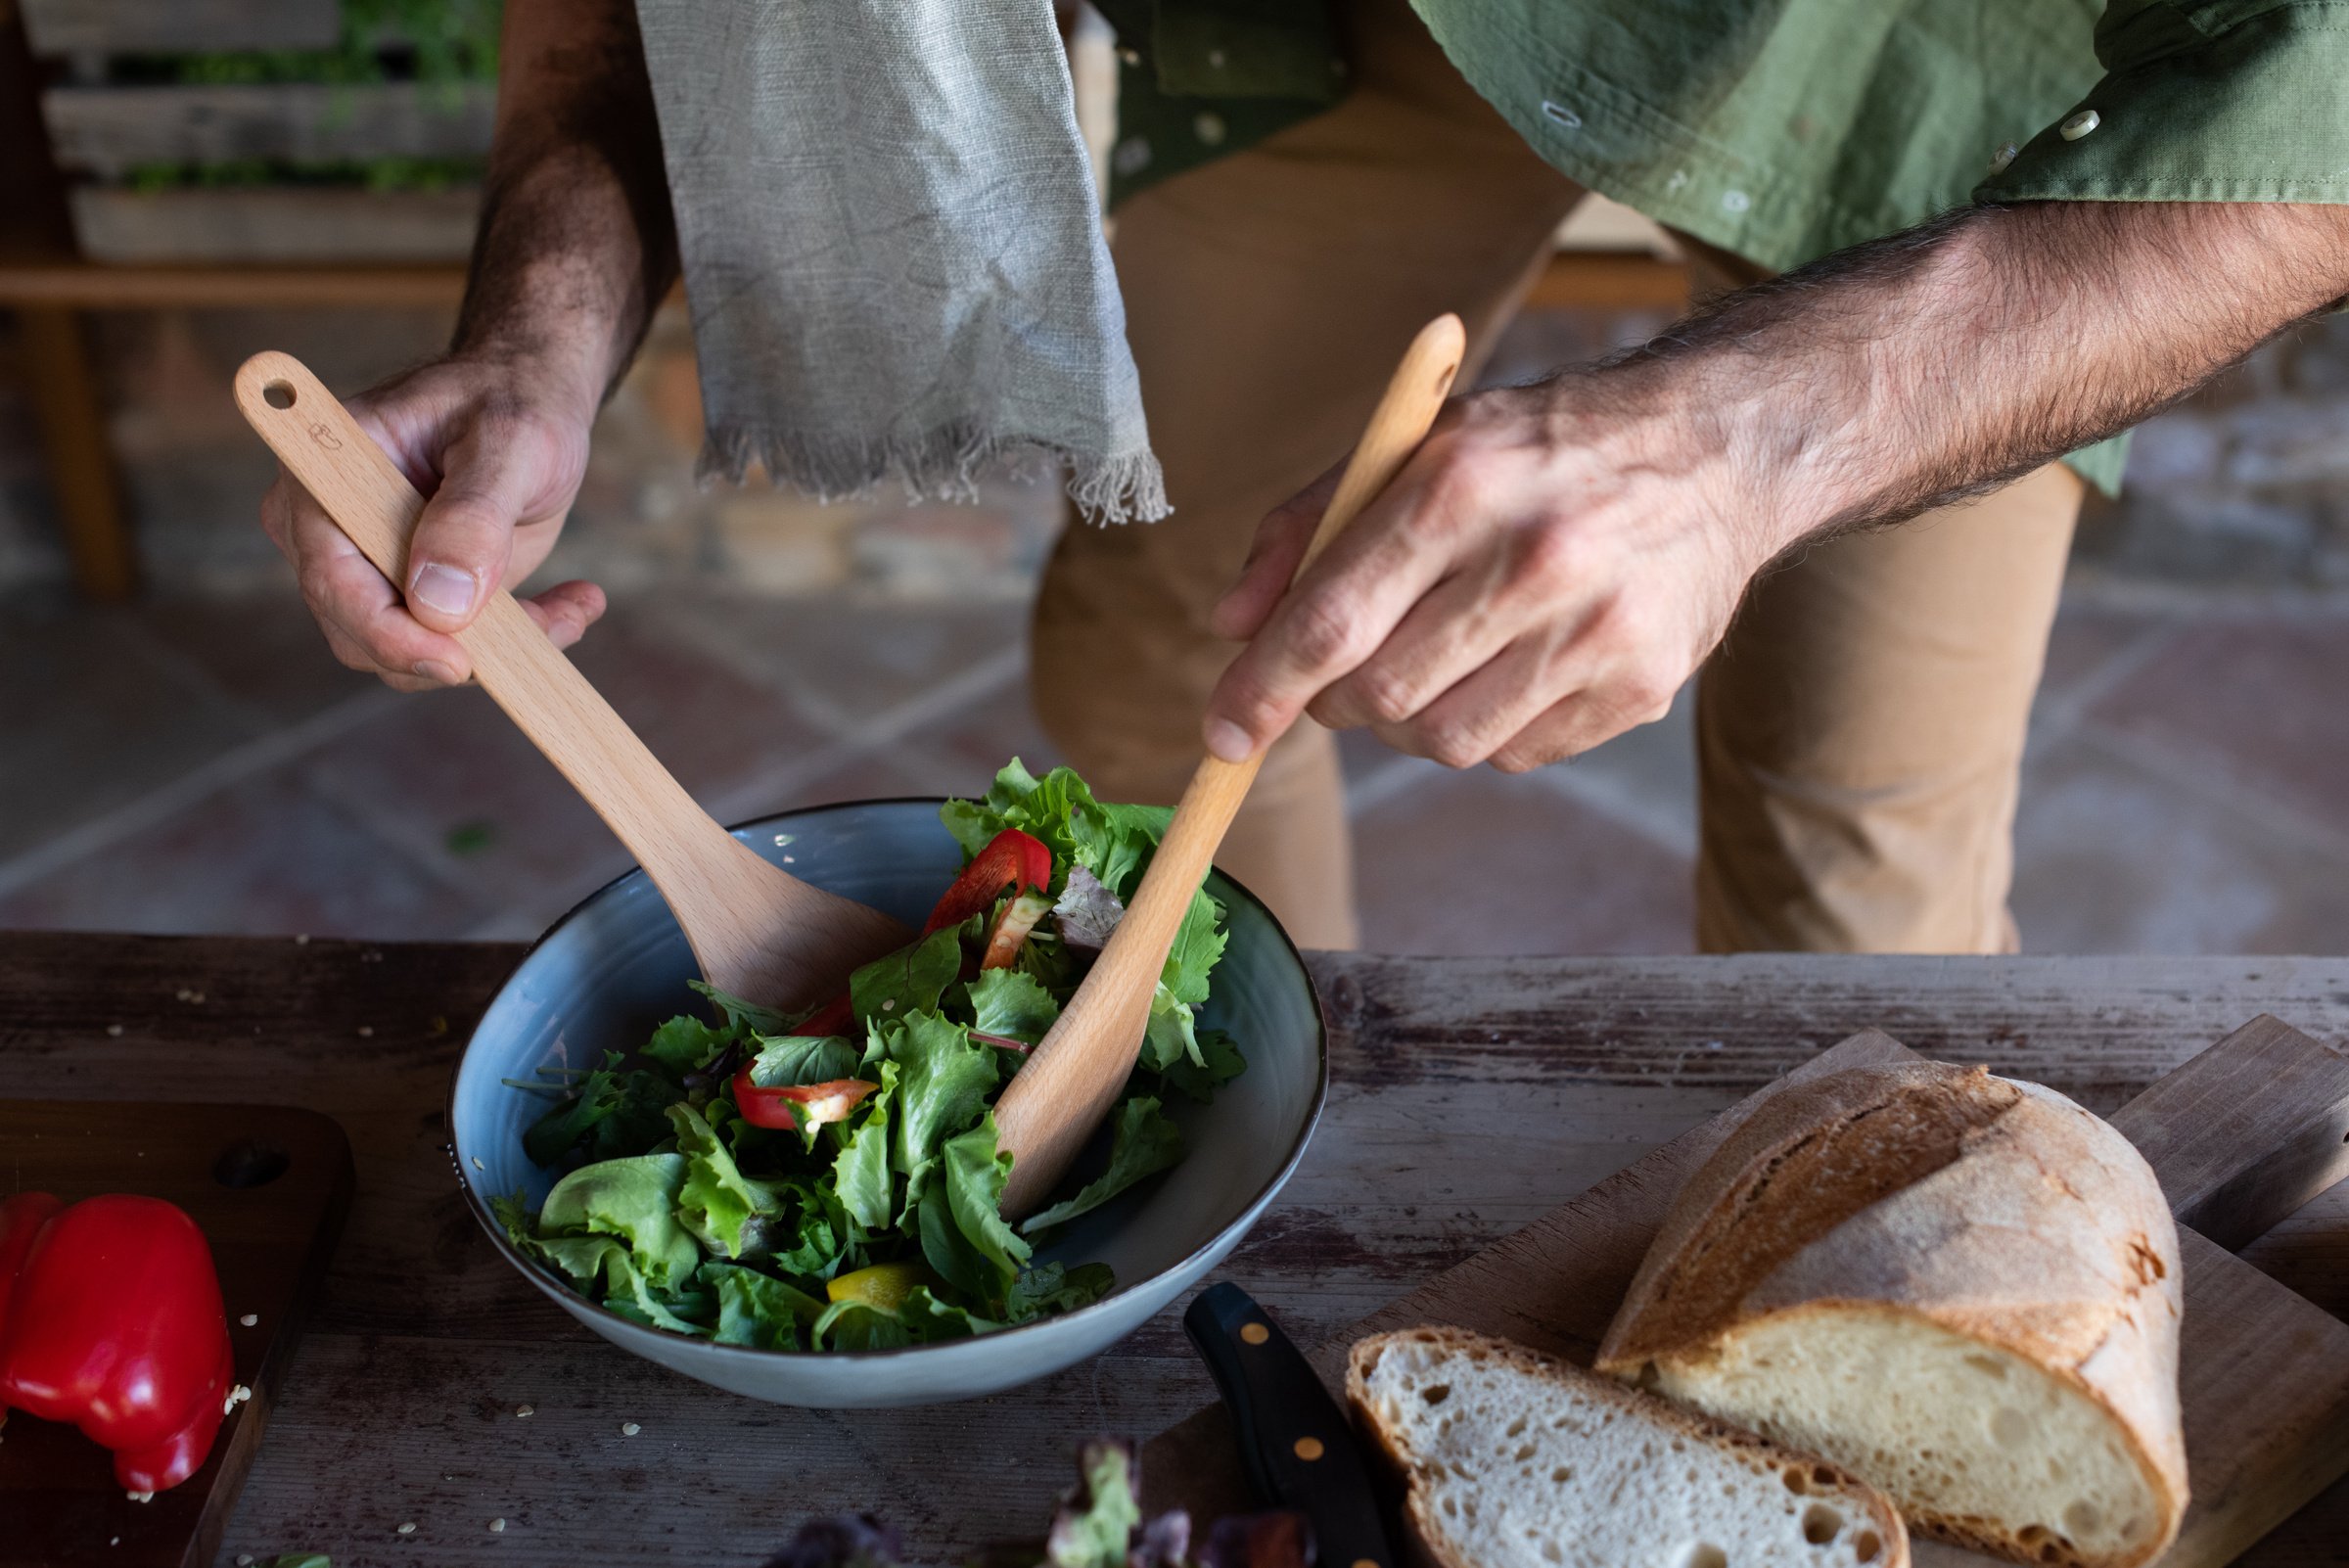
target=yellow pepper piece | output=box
[826,1261,930,1312]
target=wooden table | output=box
[5,933,2345,1566]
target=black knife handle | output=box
[1183,1282,1398,1568]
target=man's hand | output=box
[1205,199,2349,770]
[258,356,605,691]
[1205,372,1780,771]
[258,0,673,690]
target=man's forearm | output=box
[451,0,677,414]
[1648,201,2349,553]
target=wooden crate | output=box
[20,0,340,56]
[23,0,492,263]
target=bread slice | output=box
[1348,1327,1909,1568]
[1596,1064,2186,1568]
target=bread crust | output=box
[1347,1326,1911,1568]
[1594,1064,2187,1568]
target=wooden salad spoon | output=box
[992,314,1468,1218]
[233,351,909,1013]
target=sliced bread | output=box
[1348,1326,1909,1568]
[1595,1063,2186,1568]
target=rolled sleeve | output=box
[1978,1,2349,205]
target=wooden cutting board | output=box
[0,1101,353,1568]
[1142,1015,2349,1567]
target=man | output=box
[259,0,2349,955]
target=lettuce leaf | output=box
[688,979,792,1038]
[942,760,1169,899]
[707,1263,822,1351]
[538,1152,703,1289]
[521,1052,680,1168]
[883,1011,999,1190]
[1046,1441,1144,1568]
[833,1061,898,1230]
[641,1014,729,1076]
[668,1103,779,1259]
[812,1299,913,1352]
[915,1116,1031,1306]
[1020,1097,1184,1234]
[969,967,1060,1044]
[1157,1027,1245,1104]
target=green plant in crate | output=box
[120,0,501,193]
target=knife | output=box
[1183,1282,1400,1568]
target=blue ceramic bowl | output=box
[450,799,1325,1407]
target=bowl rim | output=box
[450,795,1329,1364]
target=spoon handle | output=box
[994,314,1466,1217]
[232,350,746,910]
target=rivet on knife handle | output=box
[1184,1282,1397,1568]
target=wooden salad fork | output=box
[992,314,1468,1218]
[233,352,909,1013]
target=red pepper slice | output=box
[731,1073,879,1130]
[922,829,1053,937]
[0,1193,234,1493]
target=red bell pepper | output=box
[923,829,1053,937]
[774,830,1058,1040]
[730,1073,879,1131]
[0,1193,236,1493]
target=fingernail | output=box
[413,660,461,685]
[1205,718,1256,763]
[408,563,477,618]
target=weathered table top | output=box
[5,933,2346,1567]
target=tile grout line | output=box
[2075,721,2349,872]
[2025,615,2192,751]
[0,687,405,901]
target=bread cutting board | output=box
[0,1100,353,1568]
[1142,1016,2349,1567]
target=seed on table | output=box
[240,1313,258,1327]
[490,1519,507,1533]
[106,1024,122,1037]
[621,1421,641,1436]
[516,1404,533,1418]
[397,1522,416,1535]
[357,1026,374,1038]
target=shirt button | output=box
[2060,110,2100,141]
[1722,189,1751,214]
[1113,137,1152,176]
[1989,141,2019,173]
[1193,112,1226,146]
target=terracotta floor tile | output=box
[2012,740,2349,954]
[924,676,1066,788]
[0,604,257,860]
[2036,601,2172,708]
[298,607,838,902]
[662,592,1030,722]
[1352,769,1694,957]
[0,766,484,939]
[135,592,376,724]
[2083,617,2349,841]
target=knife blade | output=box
[1183,1282,1399,1568]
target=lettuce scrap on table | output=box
[495,761,1246,1352]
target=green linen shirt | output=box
[1100,0,2349,496]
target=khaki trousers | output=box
[1031,0,2081,955]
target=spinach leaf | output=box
[640,1013,728,1077]
[850,924,965,1023]
[747,1034,862,1088]
[689,979,792,1038]
[1005,1261,1116,1323]
[1156,1027,1245,1104]
[520,1053,680,1168]
[812,1299,913,1352]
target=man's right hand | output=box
[258,353,608,691]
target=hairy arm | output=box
[1203,201,2349,770]
[453,0,678,403]
[261,0,676,689]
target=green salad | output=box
[494,761,1244,1352]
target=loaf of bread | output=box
[1348,1326,1909,1568]
[1596,1063,2186,1568]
